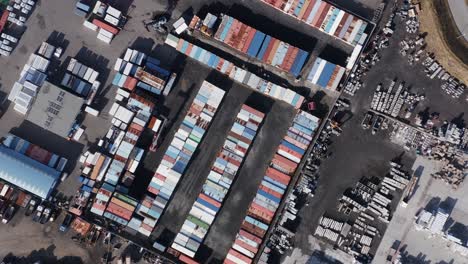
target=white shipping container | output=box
[104,13,119,26]
[85,106,100,117]
[97,33,112,44]
[83,20,98,31]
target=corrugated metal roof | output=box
[0,146,60,199]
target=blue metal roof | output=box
[0,146,61,199]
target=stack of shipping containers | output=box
[170,105,265,260]
[306,57,346,91]
[112,48,176,96]
[224,110,320,264]
[213,14,309,77]
[90,92,155,223]
[103,191,138,225]
[142,81,226,235]
[7,42,55,115]
[259,0,368,46]
[165,34,304,109]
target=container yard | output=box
[0,0,378,263]
[190,13,310,78]
[165,34,305,109]
[170,104,265,261]
[223,110,320,264]
[258,0,369,47]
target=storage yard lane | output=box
[150,78,253,241]
[202,100,296,263]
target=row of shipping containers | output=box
[140,81,225,236]
[62,58,101,104]
[165,34,304,109]
[171,105,265,260]
[259,0,368,46]
[89,92,155,224]
[2,134,67,173]
[112,48,176,96]
[306,57,346,91]
[224,110,320,264]
[212,14,309,77]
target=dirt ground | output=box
[418,0,468,85]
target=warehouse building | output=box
[0,134,67,199]
[26,81,84,138]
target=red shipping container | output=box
[155,172,167,182]
[241,28,257,53]
[334,13,350,37]
[239,230,262,244]
[225,19,241,46]
[0,10,9,33]
[266,39,280,65]
[223,258,237,264]
[92,19,119,34]
[315,4,332,28]
[185,44,193,56]
[311,2,327,26]
[280,46,297,71]
[216,58,225,71]
[284,135,308,150]
[265,168,290,185]
[273,154,298,170]
[227,249,252,264]
[242,105,265,119]
[26,145,52,165]
[179,254,199,264]
[231,24,248,49]
[177,39,184,51]
[261,37,277,62]
[241,222,266,238]
[278,144,303,160]
[259,184,283,199]
[299,0,317,21]
[147,186,159,195]
[235,239,258,254]
[199,193,222,208]
[106,202,133,220]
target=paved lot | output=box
[374,156,468,264]
[0,208,101,264]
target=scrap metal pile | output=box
[430,143,468,188]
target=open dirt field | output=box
[418,0,468,85]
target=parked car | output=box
[25,199,37,216]
[32,205,44,222]
[372,116,384,135]
[59,213,73,232]
[40,208,51,224]
[2,205,15,224]
[0,201,9,218]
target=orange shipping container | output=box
[90,155,105,180]
[110,197,135,212]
